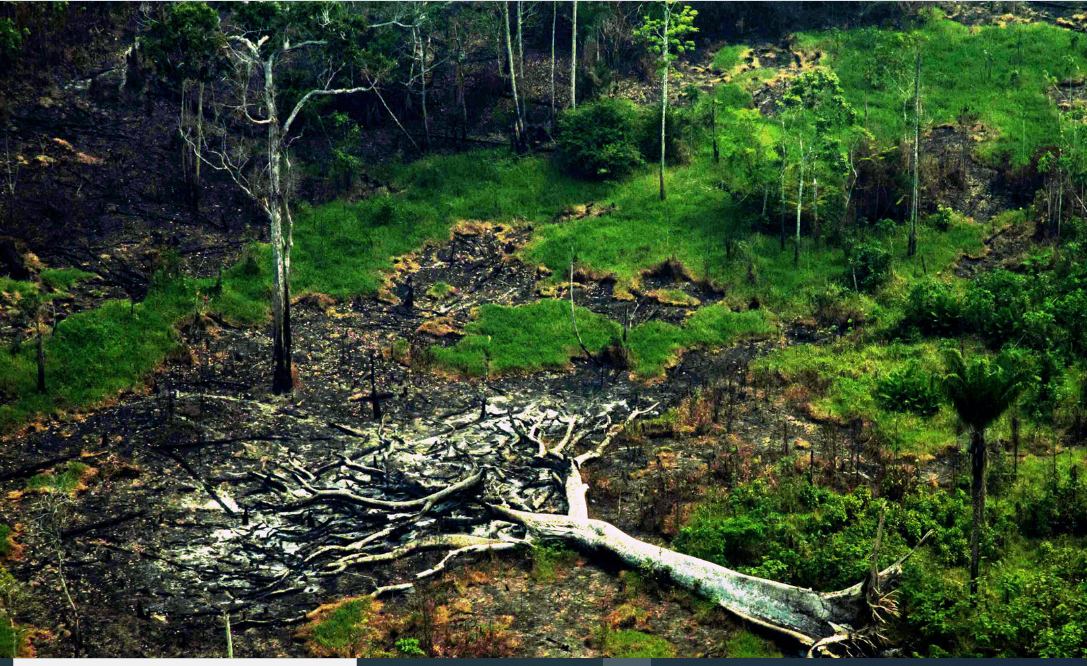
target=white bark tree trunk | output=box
[795,138,804,266]
[550,0,556,129]
[570,0,577,109]
[264,54,293,395]
[479,409,927,652]
[503,1,525,148]
[659,7,669,202]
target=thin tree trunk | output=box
[36,316,45,393]
[550,0,557,128]
[711,94,719,163]
[659,7,670,202]
[196,81,204,187]
[422,33,432,152]
[517,0,525,84]
[224,612,234,658]
[795,139,804,266]
[969,428,986,597]
[454,25,468,143]
[265,56,293,395]
[570,0,577,109]
[503,2,524,148]
[908,51,920,257]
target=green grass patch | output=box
[425,281,456,301]
[0,273,198,431]
[530,543,579,583]
[26,461,91,495]
[751,340,960,454]
[215,151,610,316]
[525,152,986,318]
[801,15,1087,165]
[0,610,20,659]
[712,44,749,73]
[39,267,95,292]
[433,299,619,376]
[599,628,676,658]
[627,306,773,377]
[433,300,773,379]
[726,631,783,658]
[311,597,376,651]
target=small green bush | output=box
[395,637,425,656]
[903,279,962,337]
[876,364,943,418]
[844,240,892,293]
[557,99,644,179]
[925,205,956,232]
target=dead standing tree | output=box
[175,5,381,394]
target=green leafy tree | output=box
[778,69,858,264]
[635,1,697,201]
[942,351,1028,597]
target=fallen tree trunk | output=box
[194,399,924,654]
[487,405,925,653]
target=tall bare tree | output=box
[170,5,381,394]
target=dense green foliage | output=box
[676,478,976,591]
[876,363,942,418]
[557,99,645,179]
[678,458,1087,657]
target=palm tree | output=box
[942,350,1027,597]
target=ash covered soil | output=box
[2,218,840,658]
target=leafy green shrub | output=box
[925,205,956,232]
[876,364,942,417]
[0,17,27,63]
[677,478,983,592]
[556,99,644,179]
[963,269,1030,346]
[843,240,892,292]
[898,544,1087,657]
[0,525,11,558]
[638,106,691,166]
[903,279,962,337]
[716,82,752,109]
[395,637,425,656]
[875,218,898,235]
